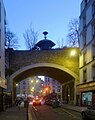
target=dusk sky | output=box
[3,0,82,50]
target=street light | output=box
[32,87,34,90]
[16,83,18,86]
[36,80,38,83]
[31,80,33,83]
[70,50,76,56]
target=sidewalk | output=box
[61,103,87,113]
[0,102,27,120]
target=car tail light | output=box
[33,100,35,102]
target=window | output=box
[82,92,92,106]
[92,2,95,17]
[92,44,95,59]
[83,15,86,29]
[83,34,86,46]
[0,2,1,22]
[23,81,26,85]
[83,69,87,82]
[92,25,95,38]
[83,51,87,65]
[92,65,95,80]
[23,86,26,89]
[57,89,60,92]
[0,29,1,49]
[58,86,61,88]
[48,78,49,82]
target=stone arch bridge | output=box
[6,47,79,104]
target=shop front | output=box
[0,77,7,111]
[77,81,95,106]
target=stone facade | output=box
[6,47,79,77]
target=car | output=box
[81,103,95,120]
[32,96,42,105]
[45,98,52,106]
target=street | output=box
[29,104,82,120]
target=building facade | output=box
[44,76,62,100]
[78,0,95,106]
[0,0,6,111]
[16,76,44,98]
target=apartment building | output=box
[0,0,6,111]
[77,0,95,106]
[44,77,62,100]
[16,76,44,98]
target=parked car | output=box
[52,99,60,108]
[32,96,42,105]
[81,103,95,120]
[45,98,52,106]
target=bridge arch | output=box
[9,63,79,104]
[10,63,79,84]
[6,48,79,105]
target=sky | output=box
[3,0,82,50]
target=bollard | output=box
[26,101,29,120]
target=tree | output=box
[5,29,19,49]
[23,24,39,50]
[67,18,79,47]
[56,38,67,48]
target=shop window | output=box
[83,69,87,82]
[82,92,92,106]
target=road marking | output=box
[62,108,81,120]
[53,108,81,120]
[33,106,37,111]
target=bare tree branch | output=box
[5,29,19,49]
[67,18,79,47]
[23,24,39,50]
